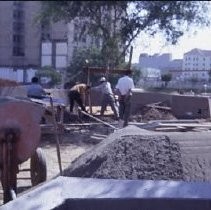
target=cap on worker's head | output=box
[100,77,106,82]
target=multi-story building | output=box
[0,1,41,69]
[0,1,106,83]
[183,48,211,71]
[0,1,68,82]
[181,48,211,81]
[139,53,172,71]
[138,49,211,82]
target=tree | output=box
[161,73,172,87]
[38,1,210,67]
[66,47,105,85]
[132,68,142,86]
[35,66,62,88]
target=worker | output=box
[115,70,134,127]
[68,83,90,113]
[92,77,119,120]
[27,76,49,99]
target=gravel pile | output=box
[63,126,183,180]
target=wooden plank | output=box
[158,123,211,128]
[49,97,63,175]
[155,127,186,132]
[84,67,132,75]
[80,110,117,130]
[146,104,171,111]
[148,119,204,124]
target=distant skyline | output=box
[131,27,211,64]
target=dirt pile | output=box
[0,78,19,87]
[63,126,183,180]
[131,106,177,122]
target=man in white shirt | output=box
[115,70,134,127]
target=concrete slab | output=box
[1,176,211,210]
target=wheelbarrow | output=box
[0,97,47,204]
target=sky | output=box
[131,2,211,64]
[131,27,211,64]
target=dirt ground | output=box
[0,120,112,205]
[0,105,177,205]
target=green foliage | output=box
[35,66,62,87]
[66,47,106,85]
[38,1,210,67]
[66,48,139,88]
[161,73,172,87]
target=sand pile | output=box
[63,126,183,180]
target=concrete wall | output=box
[84,89,211,119]
[172,95,211,119]
[130,90,211,119]
[130,90,172,114]
[35,88,211,120]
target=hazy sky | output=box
[131,27,211,63]
[131,2,211,64]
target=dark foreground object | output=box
[1,176,211,210]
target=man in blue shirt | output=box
[27,77,47,99]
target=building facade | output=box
[0,1,42,69]
[139,53,172,70]
[0,1,105,83]
[182,48,211,71]
[0,1,69,83]
[138,49,211,82]
[181,48,211,81]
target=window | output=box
[73,33,78,42]
[13,22,24,32]
[13,47,25,56]
[72,47,78,56]
[13,10,24,19]
[13,35,24,44]
[81,35,86,43]
[13,1,24,7]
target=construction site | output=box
[1,75,211,210]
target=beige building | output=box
[0,1,67,82]
[0,1,104,82]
